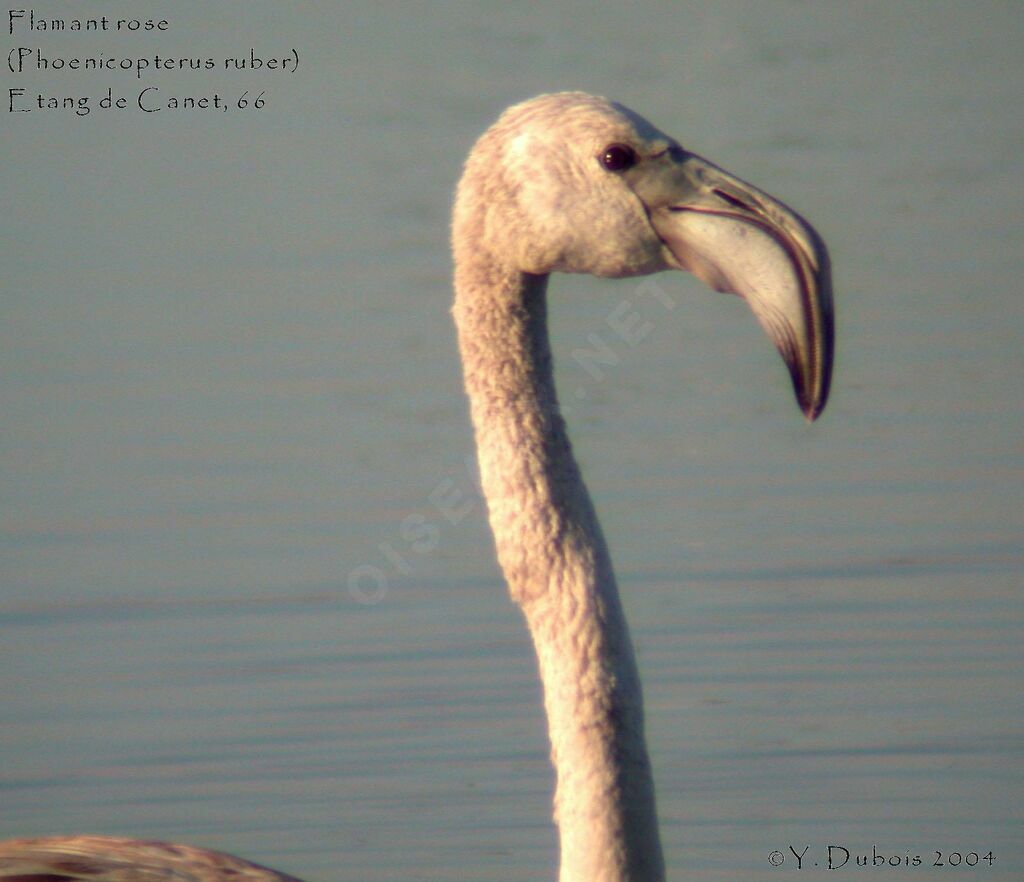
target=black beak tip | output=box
[784,357,828,423]
[799,369,832,422]
[803,398,825,422]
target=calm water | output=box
[2,2,1022,880]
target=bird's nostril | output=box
[713,189,753,212]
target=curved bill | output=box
[647,154,834,420]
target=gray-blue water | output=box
[2,2,1022,879]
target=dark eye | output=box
[600,144,637,172]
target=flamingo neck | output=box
[453,256,665,882]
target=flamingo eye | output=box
[600,144,638,172]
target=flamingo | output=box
[0,92,832,882]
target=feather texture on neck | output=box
[453,255,665,882]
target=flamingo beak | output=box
[641,152,834,420]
